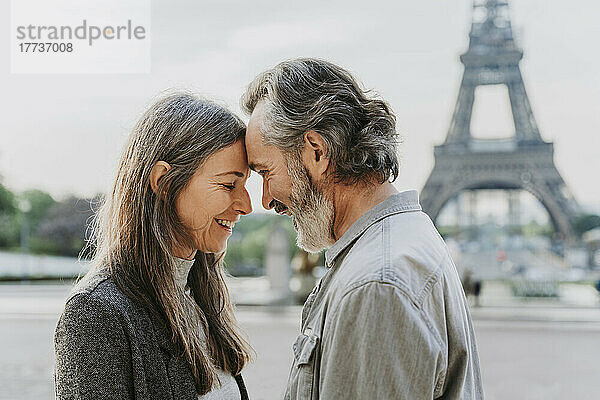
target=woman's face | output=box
[175,140,252,256]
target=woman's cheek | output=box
[202,192,230,221]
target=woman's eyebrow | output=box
[215,171,245,177]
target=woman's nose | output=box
[236,187,253,215]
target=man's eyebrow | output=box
[248,162,268,172]
[215,171,245,178]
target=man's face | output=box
[245,102,335,252]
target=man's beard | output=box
[285,154,335,253]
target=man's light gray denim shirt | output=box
[284,190,484,399]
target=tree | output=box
[0,183,17,214]
[22,189,56,230]
[35,196,95,256]
[0,183,19,248]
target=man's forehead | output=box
[245,121,263,145]
[245,104,269,161]
[244,125,267,171]
[245,101,287,172]
[244,124,264,157]
[247,101,265,131]
[245,108,265,143]
[245,134,276,172]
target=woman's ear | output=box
[150,161,171,195]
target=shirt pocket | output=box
[287,331,320,400]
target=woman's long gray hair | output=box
[77,92,253,395]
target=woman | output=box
[54,93,254,399]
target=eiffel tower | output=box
[420,0,579,243]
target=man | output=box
[242,58,483,399]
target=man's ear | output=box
[149,161,171,195]
[301,130,330,179]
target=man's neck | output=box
[331,181,398,241]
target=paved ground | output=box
[1,282,600,399]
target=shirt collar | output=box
[324,190,421,268]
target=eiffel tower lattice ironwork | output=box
[420,0,579,242]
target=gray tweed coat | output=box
[54,273,248,399]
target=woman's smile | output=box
[215,218,235,232]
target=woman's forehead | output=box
[198,141,249,177]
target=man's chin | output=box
[294,224,329,253]
[296,240,327,254]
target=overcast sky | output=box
[1,0,599,213]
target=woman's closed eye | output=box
[220,183,236,190]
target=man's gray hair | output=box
[242,58,399,184]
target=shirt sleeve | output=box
[54,293,134,399]
[319,281,444,400]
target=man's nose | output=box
[262,178,274,210]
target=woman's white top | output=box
[172,256,241,400]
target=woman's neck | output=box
[171,245,197,260]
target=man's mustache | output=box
[270,199,289,214]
